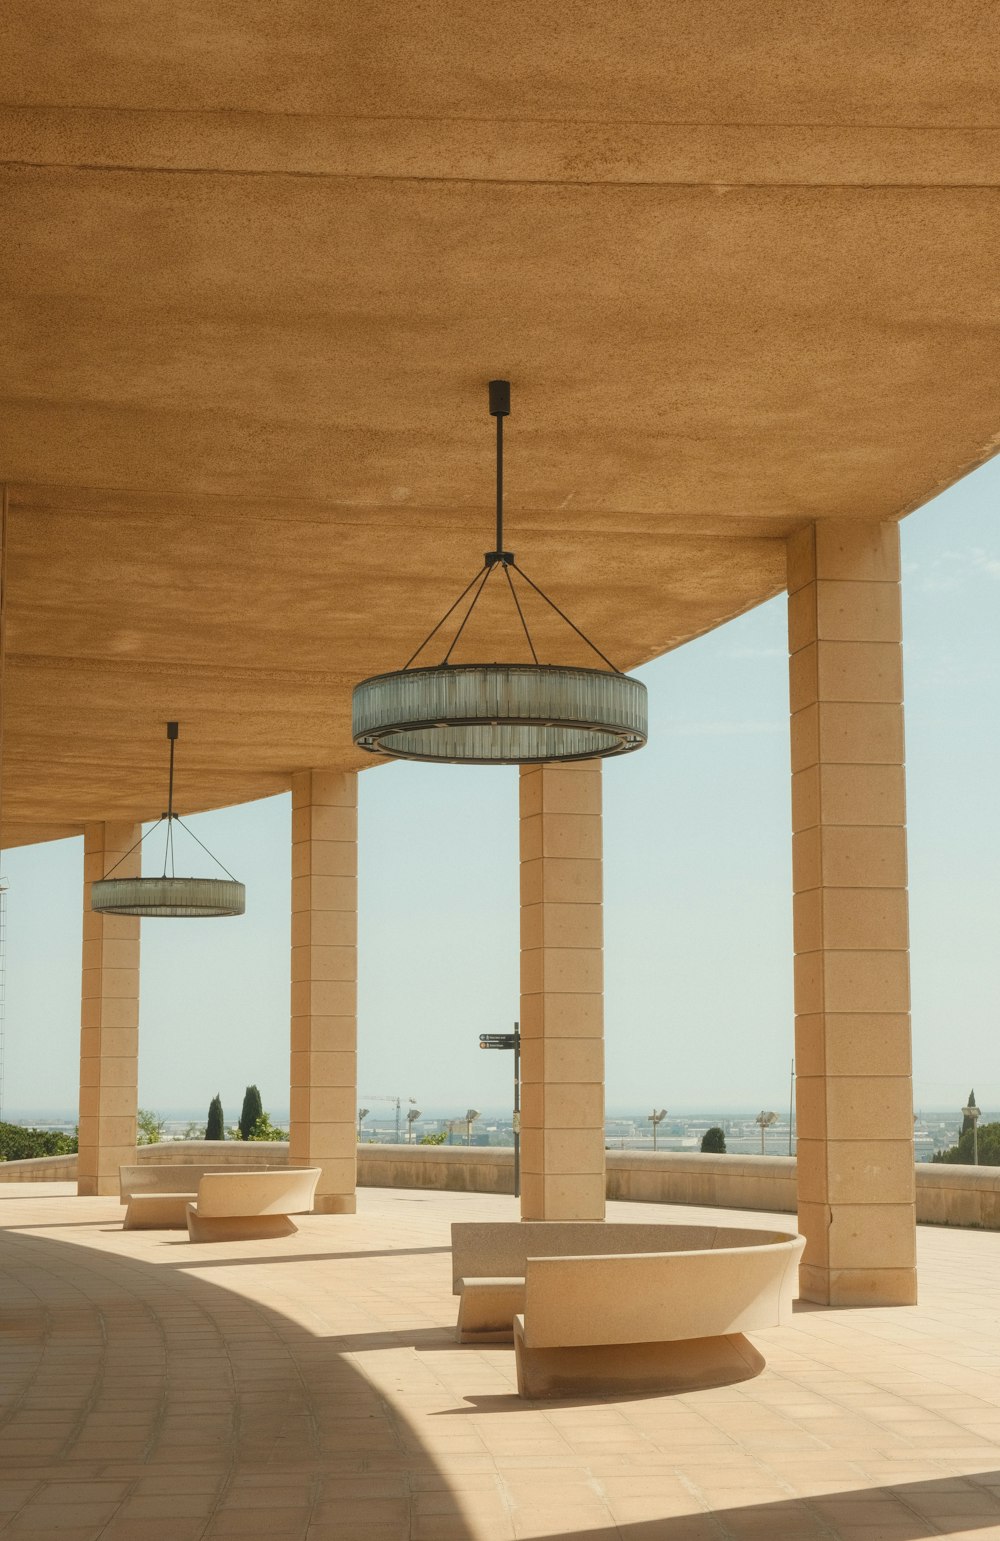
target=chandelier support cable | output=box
[403,563,488,670]
[441,563,495,666]
[172,815,241,883]
[99,817,167,881]
[510,560,623,675]
[503,563,539,665]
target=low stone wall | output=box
[354,1145,796,1209]
[135,1140,290,1168]
[358,1142,514,1194]
[4,1140,1000,1230]
[0,1152,78,1182]
[606,1150,798,1212]
[0,1140,290,1185]
[914,1161,1000,1229]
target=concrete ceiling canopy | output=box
[2,1,1000,839]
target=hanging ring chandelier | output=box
[352,381,648,765]
[90,723,246,917]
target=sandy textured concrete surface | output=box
[3,4,1000,839]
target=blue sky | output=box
[3,463,998,1122]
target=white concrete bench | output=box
[451,1220,788,1344]
[186,1168,321,1242]
[513,1230,805,1398]
[120,1163,259,1230]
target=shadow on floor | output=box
[159,1244,450,1266]
[523,1473,1000,1541]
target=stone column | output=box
[289,770,358,1214]
[787,520,916,1306]
[78,823,141,1197]
[519,761,605,1221]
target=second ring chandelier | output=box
[352,382,648,765]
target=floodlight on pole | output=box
[357,1107,370,1141]
[465,1109,481,1147]
[755,1110,779,1154]
[647,1108,667,1152]
[406,1107,421,1143]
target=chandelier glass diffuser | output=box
[352,382,648,764]
[90,723,246,917]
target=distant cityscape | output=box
[5,1105,985,1162]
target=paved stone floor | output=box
[2,1184,1000,1540]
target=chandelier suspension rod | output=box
[165,720,178,821]
[488,379,511,565]
[496,401,504,557]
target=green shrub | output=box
[245,1112,287,1141]
[418,1131,448,1145]
[137,1109,166,1145]
[701,1126,727,1154]
[0,1122,78,1161]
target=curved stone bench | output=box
[120,1163,264,1230]
[451,1220,803,1398]
[186,1168,321,1242]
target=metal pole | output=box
[513,1021,520,1200]
[974,1120,979,1166]
[788,1058,795,1155]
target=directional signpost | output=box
[479,1023,521,1198]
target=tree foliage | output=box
[0,1122,78,1160]
[206,1095,225,1141]
[238,1085,264,1142]
[701,1126,727,1153]
[418,1131,448,1145]
[932,1121,1000,1166]
[136,1108,166,1145]
[245,1112,286,1141]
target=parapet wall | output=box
[3,1141,999,1230]
[357,1145,1000,1231]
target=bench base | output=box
[186,1208,299,1243]
[456,1279,525,1343]
[514,1320,766,1400]
[123,1193,196,1230]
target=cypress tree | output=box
[239,1085,264,1142]
[960,1090,978,1138]
[206,1094,225,1141]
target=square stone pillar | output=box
[78,823,141,1197]
[290,770,358,1214]
[787,520,916,1306]
[519,761,605,1221]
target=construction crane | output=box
[361,1093,417,1144]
